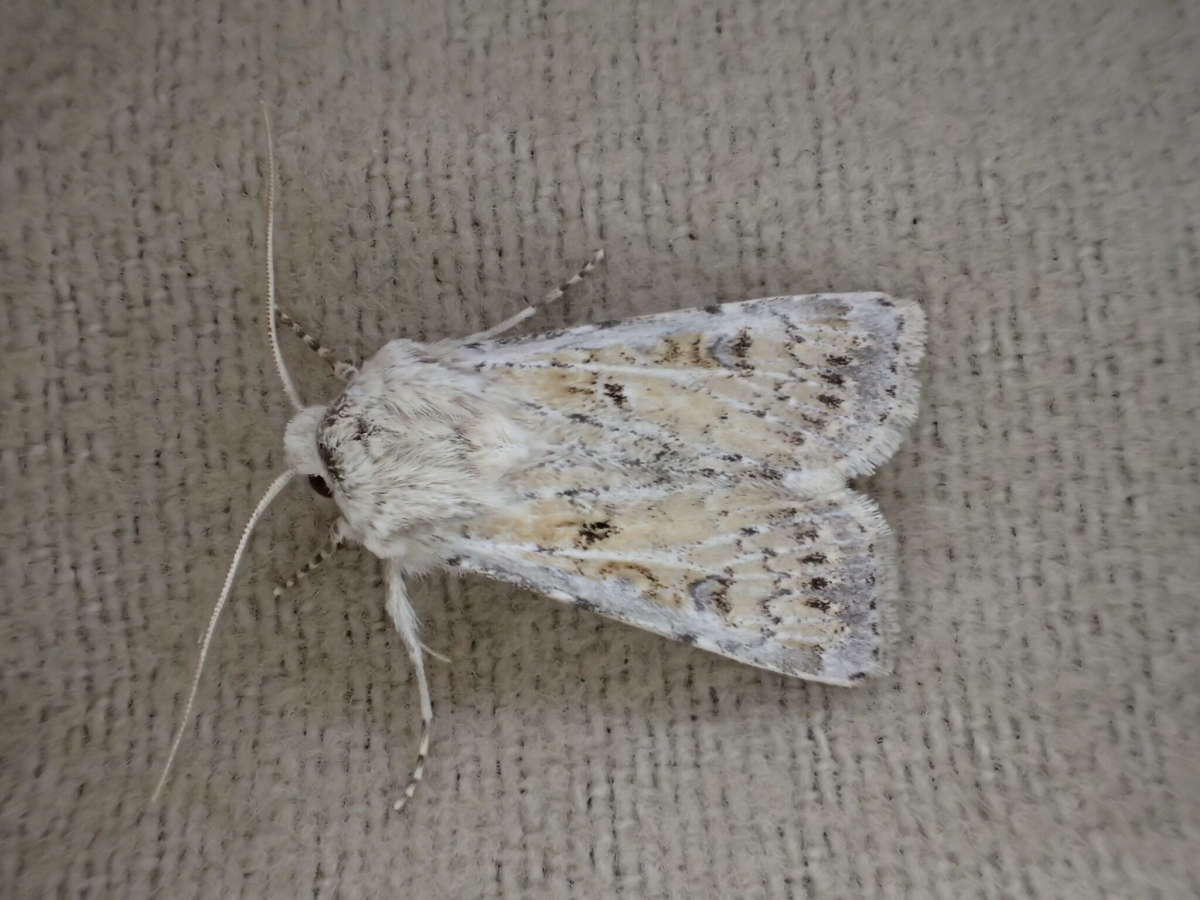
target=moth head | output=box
[282,405,336,499]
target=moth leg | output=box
[421,642,452,664]
[384,560,433,813]
[465,248,604,341]
[272,520,346,598]
[275,307,359,380]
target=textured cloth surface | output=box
[2,1,1198,897]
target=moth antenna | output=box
[260,103,304,411]
[385,562,434,813]
[272,522,346,597]
[275,308,359,381]
[151,469,297,804]
[467,247,605,342]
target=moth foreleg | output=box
[272,520,346,598]
[275,307,359,380]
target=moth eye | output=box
[308,475,334,498]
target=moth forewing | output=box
[421,292,925,685]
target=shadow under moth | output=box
[153,113,926,812]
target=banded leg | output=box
[273,521,346,598]
[275,308,359,380]
[385,560,434,813]
[466,248,605,342]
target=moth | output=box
[153,113,926,812]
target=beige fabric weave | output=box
[2,1,1197,896]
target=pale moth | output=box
[152,114,926,812]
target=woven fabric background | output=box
[3,1,1198,897]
